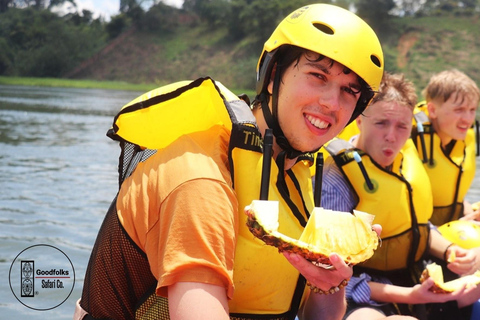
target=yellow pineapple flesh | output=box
[245,200,379,267]
[420,262,480,293]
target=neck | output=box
[283,157,297,171]
[253,107,297,171]
[430,120,452,148]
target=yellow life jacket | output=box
[412,103,477,225]
[309,121,360,178]
[109,77,313,319]
[325,138,432,272]
[337,120,361,141]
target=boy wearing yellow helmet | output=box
[75,4,383,320]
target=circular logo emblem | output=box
[9,244,76,311]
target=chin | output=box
[290,139,323,154]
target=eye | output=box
[310,72,327,82]
[343,86,361,97]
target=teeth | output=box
[306,115,329,129]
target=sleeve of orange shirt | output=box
[116,128,238,300]
[153,178,238,299]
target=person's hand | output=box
[372,223,382,237]
[410,277,471,304]
[415,277,480,308]
[457,279,480,307]
[447,246,480,276]
[283,251,352,292]
[461,201,480,223]
[283,223,381,292]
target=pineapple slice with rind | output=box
[245,200,379,267]
[420,262,480,293]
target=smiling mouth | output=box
[306,115,330,129]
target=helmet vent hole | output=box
[370,55,382,68]
[313,23,334,35]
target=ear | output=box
[267,64,277,94]
[427,101,437,119]
[356,115,363,131]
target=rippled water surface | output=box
[0,85,143,319]
[1,84,480,319]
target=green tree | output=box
[0,0,13,12]
[105,13,130,39]
[416,0,480,15]
[356,0,395,37]
[0,37,13,73]
[120,0,139,12]
[0,7,106,77]
[140,2,182,32]
[226,0,318,50]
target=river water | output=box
[0,85,143,319]
[1,84,480,319]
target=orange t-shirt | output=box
[116,125,238,299]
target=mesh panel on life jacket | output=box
[430,203,464,226]
[80,198,169,320]
[117,139,157,187]
[80,197,299,320]
[135,294,170,320]
[82,121,299,319]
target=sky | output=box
[57,0,184,21]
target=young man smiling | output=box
[76,4,384,320]
[412,69,480,226]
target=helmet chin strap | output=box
[259,65,319,162]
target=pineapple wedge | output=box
[420,262,480,293]
[245,200,379,267]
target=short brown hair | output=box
[423,69,480,106]
[370,72,417,111]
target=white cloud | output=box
[79,0,119,19]
[162,0,183,9]
[52,0,119,20]
[54,0,184,21]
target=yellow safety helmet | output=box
[256,3,384,105]
[438,220,480,249]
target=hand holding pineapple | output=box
[283,251,352,293]
[461,200,480,224]
[245,200,381,294]
[444,245,480,277]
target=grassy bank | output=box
[0,76,257,99]
[0,76,158,92]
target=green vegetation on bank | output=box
[1,0,480,98]
[0,76,158,92]
[0,76,257,98]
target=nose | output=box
[385,126,396,142]
[320,85,342,111]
